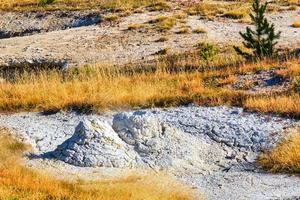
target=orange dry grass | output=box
[292,22,300,28]
[276,60,300,78]
[0,128,196,200]
[258,130,300,173]
[245,94,300,117]
[0,67,238,112]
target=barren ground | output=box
[0,9,299,67]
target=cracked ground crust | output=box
[1,106,300,200]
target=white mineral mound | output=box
[53,118,137,167]
[53,111,209,170]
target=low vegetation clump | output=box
[175,26,189,34]
[127,23,146,30]
[258,130,300,173]
[223,9,248,19]
[155,36,169,42]
[146,1,171,11]
[288,5,298,10]
[193,27,207,34]
[196,42,219,62]
[148,15,177,31]
[291,21,300,28]
[39,0,55,6]
[104,14,120,22]
[0,128,196,200]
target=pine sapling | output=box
[234,0,281,59]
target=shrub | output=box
[197,42,218,62]
[39,0,55,6]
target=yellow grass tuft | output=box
[258,130,300,173]
[291,21,300,28]
[155,36,169,42]
[175,26,189,34]
[223,10,248,19]
[104,14,119,22]
[0,128,197,200]
[193,27,207,34]
[127,23,146,30]
[148,15,177,31]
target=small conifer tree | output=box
[234,0,281,59]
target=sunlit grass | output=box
[258,129,300,173]
[245,94,300,117]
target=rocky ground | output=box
[1,106,300,200]
[0,9,299,68]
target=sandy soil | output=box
[0,9,299,68]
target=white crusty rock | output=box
[52,118,137,167]
[112,111,206,170]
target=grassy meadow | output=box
[0,48,300,117]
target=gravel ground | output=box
[1,106,300,200]
[0,10,299,67]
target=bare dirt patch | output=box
[0,9,299,68]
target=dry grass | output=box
[258,129,300,173]
[1,49,300,116]
[186,1,250,19]
[148,15,177,31]
[276,60,300,78]
[146,1,171,11]
[0,128,197,200]
[104,14,120,22]
[245,94,300,117]
[222,9,248,19]
[155,36,169,42]
[175,26,190,34]
[193,27,207,34]
[0,67,207,112]
[127,23,146,30]
[0,55,246,113]
[291,21,300,28]
[0,0,165,11]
